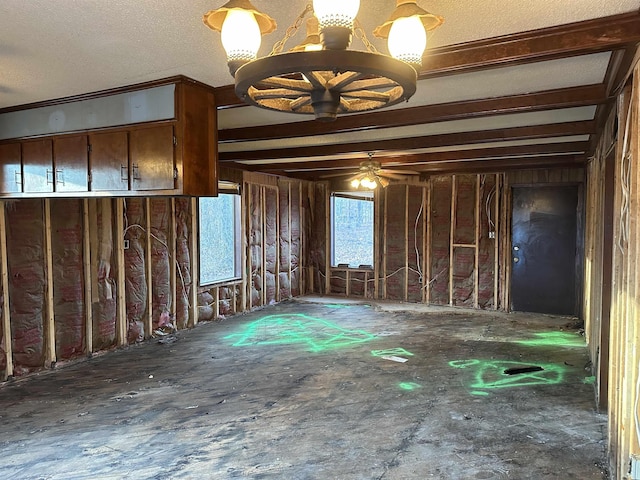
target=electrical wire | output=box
[123,223,192,310]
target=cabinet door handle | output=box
[56,169,65,186]
[14,171,22,186]
[46,169,54,184]
[120,165,128,182]
[132,164,141,181]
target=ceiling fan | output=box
[322,154,419,189]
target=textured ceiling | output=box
[1,1,639,180]
[0,0,638,109]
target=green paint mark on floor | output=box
[371,348,415,358]
[516,331,585,348]
[398,382,422,391]
[583,376,596,385]
[224,314,376,352]
[450,359,566,394]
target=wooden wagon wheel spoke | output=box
[250,87,310,101]
[327,71,365,91]
[290,95,313,111]
[256,76,313,93]
[340,77,400,93]
[341,89,391,102]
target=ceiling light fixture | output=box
[203,0,443,122]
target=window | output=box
[331,192,374,268]
[199,193,241,285]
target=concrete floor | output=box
[0,297,608,479]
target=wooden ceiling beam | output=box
[213,12,640,108]
[218,84,606,142]
[240,142,590,172]
[219,120,595,162]
[420,11,640,78]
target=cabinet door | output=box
[54,135,89,192]
[0,143,23,193]
[129,125,175,191]
[23,139,54,193]
[89,131,129,192]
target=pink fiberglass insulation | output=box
[249,185,262,307]
[478,175,497,308]
[149,198,172,330]
[310,183,326,293]
[175,198,192,329]
[93,199,117,350]
[430,176,452,305]
[385,185,407,300]
[0,281,5,374]
[124,198,147,343]
[278,182,291,299]
[6,200,45,373]
[452,175,477,307]
[265,187,277,304]
[197,291,214,321]
[290,182,301,296]
[50,199,85,359]
[407,185,424,302]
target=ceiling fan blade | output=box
[379,172,407,180]
[378,169,420,175]
[318,171,359,179]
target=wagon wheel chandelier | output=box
[203,0,444,122]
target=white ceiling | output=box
[0,0,637,109]
[1,1,639,179]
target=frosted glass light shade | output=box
[221,9,262,62]
[312,0,360,29]
[388,15,427,67]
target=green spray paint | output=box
[516,331,585,348]
[449,359,567,394]
[224,314,376,352]
[398,382,422,391]
[371,348,415,358]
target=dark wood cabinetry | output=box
[0,77,218,198]
[22,139,54,193]
[89,131,129,192]
[0,143,22,193]
[129,125,175,191]
[53,135,89,192]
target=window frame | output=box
[198,192,242,286]
[330,191,375,269]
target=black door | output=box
[511,186,579,315]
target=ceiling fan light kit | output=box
[203,0,444,121]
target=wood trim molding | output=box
[219,84,606,143]
[219,120,595,162]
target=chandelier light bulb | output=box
[351,178,361,188]
[313,0,360,29]
[221,9,262,74]
[388,15,427,67]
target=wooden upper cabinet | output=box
[22,139,54,193]
[53,135,88,192]
[89,131,129,192]
[0,143,23,194]
[129,125,175,191]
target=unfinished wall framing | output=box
[0,196,199,380]
[197,172,307,320]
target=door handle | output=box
[120,165,128,182]
[513,257,519,263]
[14,170,22,186]
[56,169,65,186]
[132,164,141,181]
[46,169,54,184]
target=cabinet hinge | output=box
[173,136,177,146]
[174,167,178,179]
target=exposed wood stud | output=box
[449,176,457,306]
[43,199,56,368]
[246,183,252,311]
[241,182,248,313]
[82,198,93,354]
[425,181,432,305]
[493,174,501,310]
[404,185,409,302]
[0,201,14,379]
[325,186,331,295]
[474,175,481,309]
[170,197,177,323]
[383,189,389,299]
[115,198,127,346]
[144,198,153,337]
[261,186,266,306]
[189,197,199,326]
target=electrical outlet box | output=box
[630,454,640,479]
[489,231,496,239]
[123,239,130,250]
